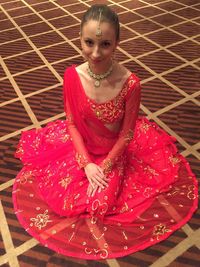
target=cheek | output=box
[81,44,91,55]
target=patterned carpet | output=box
[0,0,199,266]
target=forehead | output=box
[81,20,116,39]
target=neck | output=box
[88,61,113,75]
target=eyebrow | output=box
[84,37,112,42]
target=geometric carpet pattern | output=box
[0,0,199,266]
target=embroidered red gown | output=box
[13,65,198,259]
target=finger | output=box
[97,166,104,175]
[92,178,106,188]
[92,175,108,187]
[88,185,93,197]
[92,186,98,197]
[93,172,105,182]
[88,179,95,188]
[98,187,101,193]
[87,185,91,196]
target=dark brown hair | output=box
[81,4,120,41]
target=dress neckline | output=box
[73,65,134,105]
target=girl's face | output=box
[81,20,118,69]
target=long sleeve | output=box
[63,73,92,169]
[101,81,141,174]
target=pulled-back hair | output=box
[81,4,120,41]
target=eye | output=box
[101,41,111,48]
[85,39,94,46]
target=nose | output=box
[92,45,101,58]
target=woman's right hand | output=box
[84,163,108,189]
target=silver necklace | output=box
[87,62,113,87]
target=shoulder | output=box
[115,63,140,84]
[64,64,81,81]
[75,62,88,79]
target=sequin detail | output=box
[89,77,136,123]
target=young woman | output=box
[13,4,198,260]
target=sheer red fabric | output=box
[13,65,198,259]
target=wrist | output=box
[101,158,113,174]
[75,152,92,169]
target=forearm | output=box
[68,124,92,168]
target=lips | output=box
[90,58,102,64]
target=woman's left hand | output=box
[87,183,103,197]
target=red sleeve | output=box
[101,80,141,174]
[63,71,92,169]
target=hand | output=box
[87,183,104,197]
[84,163,108,189]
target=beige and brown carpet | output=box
[0,0,199,266]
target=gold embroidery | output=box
[30,210,52,230]
[75,153,90,168]
[187,185,197,200]
[89,77,136,123]
[153,223,172,240]
[120,202,129,213]
[143,187,153,198]
[167,185,197,200]
[169,155,181,166]
[63,196,73,210]
[139,121,150,133]
[122,231,128,240]
[16,145,23,155]
[144,166,158,178]
[59,174,72,189]
[60,133,70,142]
[20,170,33,184]
[91,216,98,224]
[92,199,108,216]
[90,227,106,240]
[101,158,113,174]
[68,232,75,242]
[84,246,108,259]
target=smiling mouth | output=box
[90,58,102,63]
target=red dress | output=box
[13,65,198,259]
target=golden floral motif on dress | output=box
[143,187,153,198]
[187,185,197,200]
[91,101,124,123]
[16,145,23,156]
[75,153,90,168]
[120,202,129,213]
[90,216,98,225]
[60,133,70,143]
[169,155,181,166]
[63,196,74,210]
[168,185,197,200]
[20,170,34,184]
[89,78,135,123]
[59,174,72,189]
[90,227,107,240]
[153,223,172,240]
[84,246,108,259]
[139,121,150,133]
[92,199,108,216]
[144,165,159,178]
[30,210,52,230]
